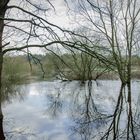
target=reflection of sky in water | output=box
[2,80,140,140]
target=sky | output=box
[46,0,87,30]
[4,0,82,55]
[5,0,140,55]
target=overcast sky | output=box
[4,0,88,54]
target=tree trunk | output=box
[126,52,136,139]
[0,40,5,139]
[0,54,4,140]
[0,1,9,139]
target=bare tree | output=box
[0,0,77,139]
[64,0,140,139]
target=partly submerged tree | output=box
[64,0,140,139]
[66,0,140,83]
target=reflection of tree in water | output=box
[5,126,37,140]
[1,79,24,103]
[45,82,67,118]
[46,80,140,140]
[0,79,26,140]
[46,90,63,118]
[76,82,140,140]
[101,84,140,140]
[73,82,140,140]
[100,84,127,140]
[134,89,140,139]
[70,80,107,140]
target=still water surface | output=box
[2,80,140,140]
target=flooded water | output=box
[2,80,140,140]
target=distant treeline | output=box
[2,54,140,83]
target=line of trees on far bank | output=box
[2,53,140,84]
